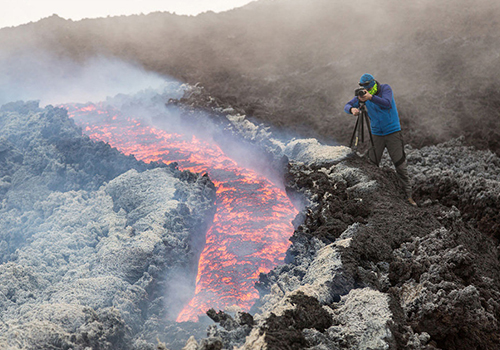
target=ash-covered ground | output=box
[1,1,500,348]
[0,101,216,349]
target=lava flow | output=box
[64,102,298,322]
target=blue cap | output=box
[359,73,375,89]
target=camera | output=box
[355,87,366,97]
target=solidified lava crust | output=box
[205,142,500,350]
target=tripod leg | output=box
[360,111,365,144]
[365,115,378,165]
[349,115,361,148]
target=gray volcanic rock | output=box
[407,137,500,239]
[0,102,216,350]
[304,287,393,350]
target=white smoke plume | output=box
[0,48,170,106]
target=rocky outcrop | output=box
[189,137,500,350]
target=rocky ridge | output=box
[172,91,500,350]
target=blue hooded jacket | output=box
[344,83,401,136]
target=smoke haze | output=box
[1,1,500,348]
[2,0,499,193]
[0,48,171,106]
[3,0,497,152]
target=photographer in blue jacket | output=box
[345,73,416,207]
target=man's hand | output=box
[358,90,372,102]
[351,108,360,116]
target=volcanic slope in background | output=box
[2,0,500,154]
[0,101,216,350]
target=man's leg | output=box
[385,131,412,197]
[367,134,385,167]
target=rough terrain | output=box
[172,91,500,350]
[0,0,499,348]
[0,101,216,350]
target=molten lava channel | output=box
[65,102,298,322]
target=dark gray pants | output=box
[368,131,412,197]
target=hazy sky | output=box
[1,0,255,29]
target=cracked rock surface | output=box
[0,102,216,350]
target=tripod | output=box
[349,102,378,165]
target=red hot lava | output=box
[65,102,298,322]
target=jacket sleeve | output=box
[370,84,393,109]
[344,97,359,114]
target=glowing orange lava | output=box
[64,102,298,322]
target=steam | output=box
[27,0,494,152]
[0,48,171,106]
[2,0,500,152]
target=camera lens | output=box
[355,88,366,97]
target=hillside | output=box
[1,0,500,154]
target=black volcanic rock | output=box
[199,130,500,349]
[1,92,499,350]
[155,89,499,349]
[262,292,333,349]
[1,0,500,345]
[407,137,500,240]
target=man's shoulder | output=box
[376,83,393,95]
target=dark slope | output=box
[1,0,500,154]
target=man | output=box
[344,73,417,207]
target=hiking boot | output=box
[408,197,417,207]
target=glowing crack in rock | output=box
[64,102,298,322]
